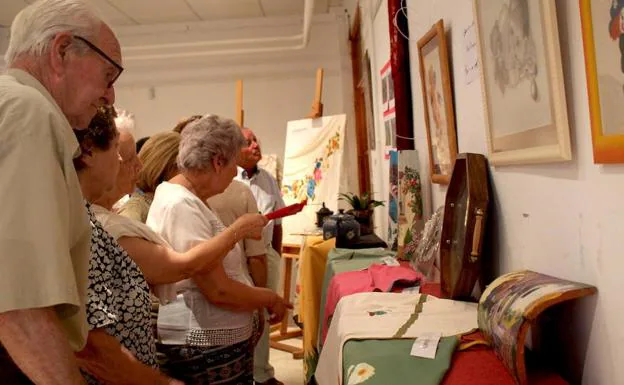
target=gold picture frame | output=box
[417,19,458,185]
[580,0,624,163]
[473,0,571,165]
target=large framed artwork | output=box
[580,0,624,163]
[473,0,571,165]
[417,19,458,184]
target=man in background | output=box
[237,127,285,385]
[0,0,122,383]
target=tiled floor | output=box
[268,336,304,385]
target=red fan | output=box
[265,199,307,220]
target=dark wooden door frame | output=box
[349,6,372,195]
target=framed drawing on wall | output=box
[417,19,458,185]
[580,0,624,163]
[473,0,571,165]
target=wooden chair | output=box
[269,243,303,359]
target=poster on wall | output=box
[281,115,347,244]
[580,0,624,163]
[463,21,480,85]
[380,60,396,152]
[397,150,424,252]
[473,0,571,165]
[387,150,399,251]
[383,107,397,148]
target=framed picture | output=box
[473,0,571,165]
[580,0,624,163]
[417,19,458,184]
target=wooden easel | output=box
[308,68,324,118]
[236,79,244,127]
[269,68,325,359]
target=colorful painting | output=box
[387,150,399,251]
[397,150,424,252]
[281,115,347,244]
[580,0,624,162]
[478,270,597,384]
[282,131,341,201]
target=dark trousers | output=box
[0,344,34,384]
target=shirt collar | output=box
[6,69,81,158]
[238,166,260,180]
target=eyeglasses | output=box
[73,36,124,88]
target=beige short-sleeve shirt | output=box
[207,180,266,258]
[0,69,91,350]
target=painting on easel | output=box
[281,115,348,243]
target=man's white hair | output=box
[4,0,103,66]
[114,107,136,135]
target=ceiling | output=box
[0,0,345,27]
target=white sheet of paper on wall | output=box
[463,21,479,85]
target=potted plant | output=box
[338,192,384,235]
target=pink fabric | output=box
[321,264,423,344]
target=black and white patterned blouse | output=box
[83,203,156,384]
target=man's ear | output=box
[80,149,96,168]
[48,32,73,77]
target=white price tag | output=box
[402,286,420,294]
[381,256,400,266]
[410,332,441,359]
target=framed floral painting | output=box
[417,19,458,184]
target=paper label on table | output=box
[410,332,441,359]
[381,256,400,266]
[402,286,420,294]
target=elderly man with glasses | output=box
[0,0,122,384]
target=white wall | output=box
[398,0,624,383]
[116,73,345,158]
[113,14,349,159]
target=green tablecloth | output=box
[342,337,459,385]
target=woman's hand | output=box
[267,293,293,325]
[232,213,268,241]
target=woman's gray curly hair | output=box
[177,114,246,172]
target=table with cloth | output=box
[317,249,421,349]
[309,249,569,385]
[327,283,568,385]
[296,236,335,382]
[297,237,394,382]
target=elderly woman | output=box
[148,114,290,385]
[118,131,180,223]
[73,106,179,384]
[74,108,269,385]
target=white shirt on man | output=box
[236,167,285,246]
